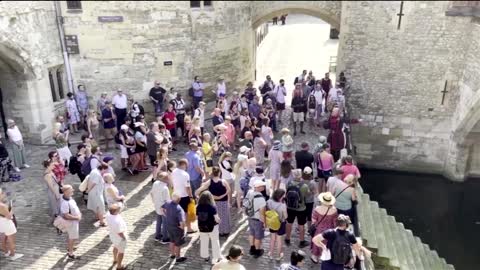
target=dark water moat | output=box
[361,169,480,270]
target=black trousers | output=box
[176,113,185,136]
[115,108,127,131]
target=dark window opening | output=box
[56,69,65,99]
[66,1,82,10]
[204,1,212,6]
[190,1,201,8]
[49,71,58,102]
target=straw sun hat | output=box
[318,192,336,206]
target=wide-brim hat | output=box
[318,192,336,206]
[272,140,281,150]
[253,180,266,188]
[281,128,290,134]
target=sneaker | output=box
[249,246,256,255]
[299,240,310,248]
[9,253,23,261]
[169,255,176,259]
[276,252,284,261]
[176,257,187,263]
[13,167,20,172]
[253,249,264,258]
[160,239,170,245]
[268,252,273,260]
[22,164,30,168]
[284,239,291,246]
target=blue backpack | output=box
[240,170,253,196]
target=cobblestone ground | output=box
[0,106,329,270]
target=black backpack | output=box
[197,210,215,232]
[81,156,98,176]
[308,95,317,109]
[188,87,194,97]
[68,156,82,175]
[294,76,299,85]
[331,230,353,265]
[285,183,301,209]
[138,103,145,115]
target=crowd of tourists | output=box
[0,70,372,270]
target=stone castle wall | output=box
[339,1,473,179]
[61,1,254,109]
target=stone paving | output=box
[0,106,329,270]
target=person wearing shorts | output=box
[106,203,127,269]
[285,169,310,249]
[246,180,267,258]
[163,193,187,263]
[102,101,117,151]
[291,84,306,136]
[60,185,82,260]
[0,188,23,260]
[273,79,287,122]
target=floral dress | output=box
[66,99,81,125]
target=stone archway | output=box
[251,1,342,30]
[0,42,55,143]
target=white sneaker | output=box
[22,164,30,168]
[3,251,10,257]
[9,253,24,261]
[14,167,21,172]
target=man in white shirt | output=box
[106,203,127,269]
[151,172,171,244]
[171,159,195,232]
[274,79,287,122]
[192,76,205,109]
[6,119,29,172]
[112,89,128,131]
[193,101,205,134]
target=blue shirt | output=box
[102,108,115,129]
[162,201,185,228]
[75,91,89,109]
[249,103,261,118]
[185,150,202,182]
[192,82,204,97]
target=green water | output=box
[361,169,480,270]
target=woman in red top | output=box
[162,104,177,140]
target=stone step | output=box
[405,229,428,270]
[369,201,390,266]
[394,222,417,270]
[360,194,378,249]
[386,215,408,270]
[413,236,431,270]
[378,208,401,268]
[421,243,436,270]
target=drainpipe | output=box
[54,1,74,94]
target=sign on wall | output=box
[65,35,80,54]
[98,16,124,23]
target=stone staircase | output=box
[357,189,455,270]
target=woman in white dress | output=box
[65,92,81,133]
[87,165,107,227]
